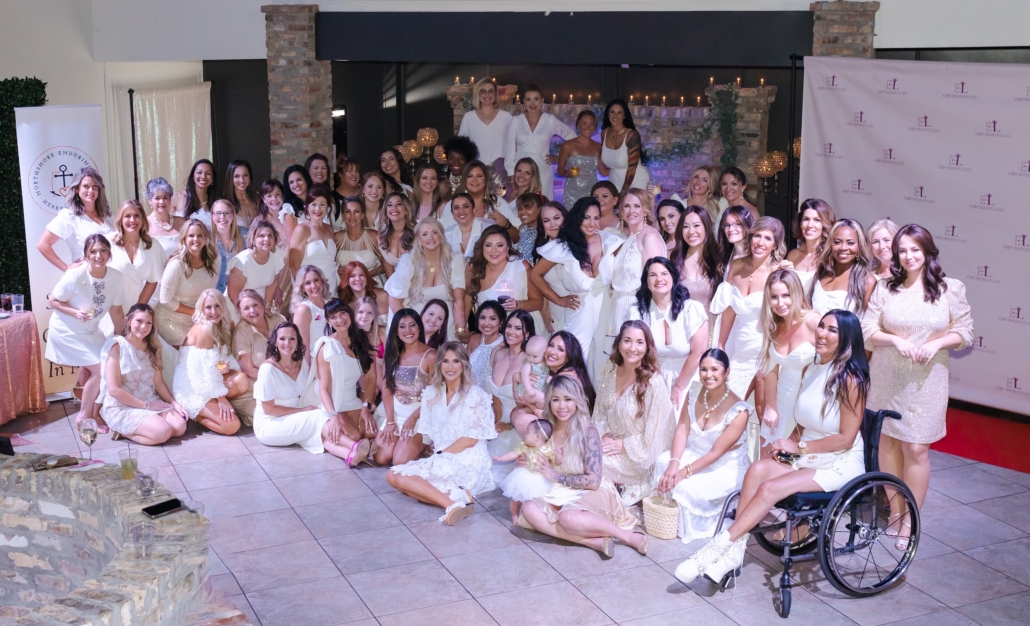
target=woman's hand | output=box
[170,401,189,419]
[360,408,378,435]
[670,383,687,408]
[75,308,93,322]
[914,340,941,366]
[149,400,172,412]
[762,406,780,429]
[601,436,625,456]
[771,438,799,454]
[500,297,518,312]
[456,328,471,343]
[325,414,344,445]
[495,421,513,433]
[778,259,795,271]
[534,455,557,481]
[217,397,235,422]
[400,414,418,439]
[541,308,555,334]
[514,453,531,468]
[657,462,682,495]
[377,422,398,447]
[893,337,920,362]
[556,295,580,310]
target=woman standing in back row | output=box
[505,84,577,200]
[598,100,650,195]
[459,78,513,175]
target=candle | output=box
[516,94,520,103]
[470,76,474,83]
[736,77,741,86]
[552,93,556,103]
[697,96,702,106]
[454,76,460,85]
[662,96,666,107]
[630,95,634,104]
[491,77,496,82]
[569,94,573,104]
[760,77,765,87]
[588,94,592,104]
[710,76,714,85]
[645,95,649,106]
[680,96,684,106]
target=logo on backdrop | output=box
[847,111,873,128]
[939,225,967,243]
[939,153,972,172]
[26,146,97,216]
[998,376,1030,398]
[875,148,904,166]
[969,334,997,355]
[844,179,872,197]
[971,192,1005,213]
[976,120,1011,138]
[904,185,934,204]
[818,142,843,160]
[968,264,1001,284]
[819,75,846,92]
[945,81,976,99]
[877,78,907,95]
[1005,234,1030,253]
[1003,306,1030,327]
[908,115,940,133]
[1016,86,1030,102]
[1009,160,1030,178]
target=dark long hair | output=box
[699,347,731,371]
[183,159,218,220]
[224,160,258,213]
[548,331,596,413]
[819,310,870,415]
[324,298,374,373]
[555,197,599,273]
[670,205,721,294]
[282,164,312,217]
[609,320,661,419]
[717,205,756,272]
[655,198,684,243]
[887,223,948,304]
[504,310,536,352]
[384,308,425,393]
[601,99,636,132]
[420,299,451,350]
[635,257,691,321]
[533,201,567,264]
[266,321,306,363]
[468,224,517,308]
[378,147,412,189]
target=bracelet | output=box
[455,326,467,333]
[144,401,150,410]
[686,463,692,478]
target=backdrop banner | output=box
[799,56,1030,416]
[15,104,104,396]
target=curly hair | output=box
[468,224,517,308]
[266,321,306,363]
[887,223,948,304]
[634,257,691,321]
[609,320,661,419]
[443,135,480,165]
[192,289,234,350]
[323,298,374,374]
[670,205,721,294]
[377,191,416,252]
[290,265,331,312]
[555,197,598,273]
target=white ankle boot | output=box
[674,530,733,584]
[704,535,748,584]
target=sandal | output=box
[347,440,371,467]
[634,533,651,556]
[597,537,615,559]
[894,520,912,551]
[444,492,475,526]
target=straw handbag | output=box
[643,495,679,540]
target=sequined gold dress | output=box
[156,258,217,347]
[862,278,973,444]
[593,363,677,505]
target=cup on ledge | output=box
[135,467,158,497]
[118,448,138,480]
[131,523,155,558]
[11,295,23,314]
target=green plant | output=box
[711,87,740,168]
[0,77,47,307]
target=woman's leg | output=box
[195,399,242,435]
[373,429,397,466]
[125,414,177,446]
[77,364,103,423]
[163,410,188,438]
[391,434,427,465]
[878,434,909,536]
[557,509,646,550]
[224,371,249,400]
[901,443,931,509]
[320,420,364,463]
[385,471,452,509]
[727,466,820,541]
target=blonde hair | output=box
[866,218,900,274]
[112,199,153,250]
[290,264,331,311]
[513,157,542,195]
[174,219,218,278]
[427,342,474,406]
[355,295,382,347]
[744,216,787,266]
[408,218,456,307]
[542,376,594,475]
[688,166,721,222]
[759,269,812,369]
[192,289,234,349]
[470,77,498,110]
[211,199,246,252]
[618,188,655,229]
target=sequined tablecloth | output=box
[0,313,48,424]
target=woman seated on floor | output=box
[230,289,286,426]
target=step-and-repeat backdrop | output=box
[799,56,1030,416]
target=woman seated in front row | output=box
[674,309,869,585]
[231,289,286,425]
[100,303,188,445]
[172,289,247,435]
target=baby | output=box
[493,419,556,525]
[512,335,549,419]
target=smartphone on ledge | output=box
[142,498,184,519]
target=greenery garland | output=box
[0,78,47,306]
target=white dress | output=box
[439,198,520,232]
[172,344,238,419]
[299,238,339,293]
[504,112,577,199]
[709,283,764,399]
[445,218,495,259]
[384,252,466,337]
[762,341,816,443]
[46,265,125,366]
[335,230,382,277]
[98,337,164,436]
[228,248,285,297]
[652,383,752,543]
[793,361,865,491]
[393,384,498,497]
[458,109,513,169]
[475,259,544,334]
[311,336,364,412]
[470,336,503,391]
[628,299,708,410]
[794,270,816,296]
[811,280,856,315]
[109,243,166,307]
[253,361,330,454]
[152,234,181,259]
[45,208,114,262]
[538,233,620,363]
[601,130,650,192]
[596,232,645,372]
[296,299,327,347]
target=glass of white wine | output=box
[79,418,98,462]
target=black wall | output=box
[203,60,271,185]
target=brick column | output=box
[811,1,880,58]
[262,4,333,177]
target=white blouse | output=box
[458,109,513,165]
[503,112,577,176]
[439,197,520,231]
[45,208,115,262]
[109,243,166,306]
[445,217,496,259]
[227,248,286,294]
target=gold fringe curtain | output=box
[131,83,213,202]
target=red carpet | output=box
[932,406,1030,474]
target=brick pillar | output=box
[262,4,333,177]
[706,84,778,189]
[811,2,880,58]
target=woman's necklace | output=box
[280,358,297,374]
[152,214,173,231]
[701,387,730,428]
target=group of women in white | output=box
[39,84,973,572]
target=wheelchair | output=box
[713,409,920,618]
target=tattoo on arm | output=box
[554,429,602,489]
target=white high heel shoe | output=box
[704,535,748,587]
[674,530,733,584]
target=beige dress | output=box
[156,258,218,346]
[862,278,973,444]
[231,314,286,426]
[593,363,677,505]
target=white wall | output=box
[90,0,1030,63]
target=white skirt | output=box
[45,315,105,366]
[253,409,330,454]
[500,467,553,502]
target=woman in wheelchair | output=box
[675,309,870,585]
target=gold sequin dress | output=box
[593,363,677,505]
[862,278,973,444]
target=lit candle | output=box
[662,96,666,107]
[680,96,684,106]
[630,95,634,104]
[491,77,496,82]
[470,77,474,83]
[645,95,649,106]
[569,94,573,104]
[760,77,765,87]
[736,77,741,86]
[710,76,714,85]
[454,76,460,85]
[697,96,702,106]
[588,94,592,104]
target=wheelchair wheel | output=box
[818,473,919,597]
[778,587,792,618]
[753,508,819,556]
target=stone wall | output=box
[811,1,880,58]
[0,454,218,625]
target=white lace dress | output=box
[469,336,503,391]
[173,344,239,419]
[98,337,164,435]
[392,385,498,497]
[709,283,765,399]
[299,238,339,293]
[762,341,816,443]
[253,360,329,454]
[653,383,752,543]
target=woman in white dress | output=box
[378,148,413,197]
[172,289,246,435]
[654,349,751,544]
[530,202,568,334]
[531,197,620,365]
[377,192,415,279]
[289,187,338,293]
[504,84,577,200]
[280,165,311,243]
[388,342,498,526]
[359,171,387,229]
[467,300,506,391]
[466,224,544,333]
[338,261,389,320]
[628,257,709,411]
[37,167,114,272]
[598,100,650,195]
[386,218,467,339]
[717,167,759,222]
[211,199,245,293]
[670,205,722,339]
[312,300,378,466]
[100,304,187,445]
[156,220,219,348]
[459,77,513,174]
[374,309,436,466]
[334,196,383,281]
[716,206,756,278]
[145,177,182,259]
[756,270,819,447]
[809,218,876,315]
[867,218,900,280]
[413,164,445,222]
[712,216,785,399]
[232,290,286,426]
[107,199,166,314]
[784,199,835,294]
[441,161,520,236]
[591,181,624,234]
[172,159,217,228]
[227,220,286,309]
[225,159,261,233]
[47,234,125,428]
[444,192,494,260]
[675,310,869,585]
[291,265,331,354]
[488,310,537,465]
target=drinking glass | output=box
[78,418,98,462]
[569,166,580,177]
[0,294,11,311]
[131,523,155,558]
[11,295,23,314]
[135,467,158,497]
[118,448,138,480]
[184,498,205,518]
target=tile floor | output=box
[5,400,1030,625]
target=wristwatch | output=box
[798,440,808,452]
[363,402,375,411]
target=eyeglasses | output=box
[723,222,742,231]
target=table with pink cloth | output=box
[0,313,48,425]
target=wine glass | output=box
[79,418,98,462]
